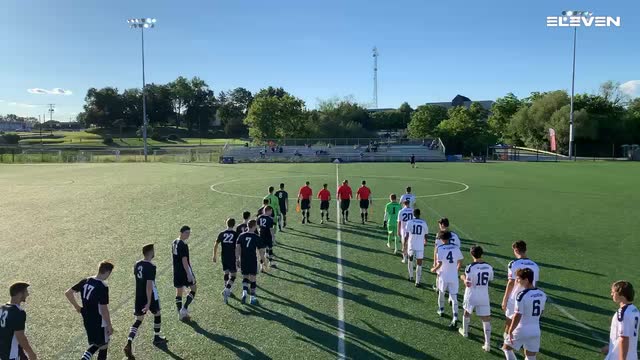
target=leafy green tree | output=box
[488,93,522,142]
[407,104,448,138]
[245,93,306,139]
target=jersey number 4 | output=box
[83,284,95,301]
[446,251,454,263]
[0,310,7,328]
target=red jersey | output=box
[298,186,312,200]
[357,186,371,200]
[318,189,331,201]
[337,185,352,200]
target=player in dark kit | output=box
[172,226,196,322]
[237,220,261,305]
[65,261,114,360]
[213,218,240,304]
[236,211,251,235]
[258,206,277,270]
[257,198,270,217]
[0,282,37,360]
[274,183,289,228]
[410,154,416,168]
[123,244,167,360]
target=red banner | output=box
[549,128,557,152]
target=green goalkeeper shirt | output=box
[384,201,402,224]
[264,194,280,215]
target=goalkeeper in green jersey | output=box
[383,194,403,254]
[264,186,281,231]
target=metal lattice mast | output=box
[372,47,378,109]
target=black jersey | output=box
[71,277,109,327]
[134,260,157,304]
[274,190,288,209]
[172,239,191,278]
[257,214,274,239]
[238,232,260,261]
[0,304,26,360]
[236,222,248,235]
[217,229,238,261]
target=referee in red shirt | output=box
[317,184,331,224]
[356,180,373,224]
[337,180,353,224]
[297,181,313,224]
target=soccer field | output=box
[1,161,638,359]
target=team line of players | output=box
[0,181,638,359]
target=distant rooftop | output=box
[368,94,494,112]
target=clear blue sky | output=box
[1,0,638,120]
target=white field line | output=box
[335,164,346,359]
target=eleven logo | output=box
[547,11,621,27]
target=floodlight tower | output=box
[127,17,156,161]
[373,47,379,109]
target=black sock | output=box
[128,319,143,343]
[346,210,349,219]
[250,281,257,296]
[242,279,249,293]
[154,315,161,336]
[184,291,196,309]
[365,212,368,220]
[361,213,365,220]
[224,273,229,282]
[97,348,107,360]
[81,345,99,360]
[226,275,236,289]
[175,296,182,312]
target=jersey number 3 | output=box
[0,310,7,328]
[137,266,143,280]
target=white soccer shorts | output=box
[463,299,491,317]
[505,299,516,319]
[505,333,540,353]
[408,249,424,260]
[437,278,459,295]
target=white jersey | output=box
[513,288,547,337]
[397,207,414,236]
[463,262,494,306]
[435,231,461,248]
[508,258,540,302]
[399,193,416,208]
[606,304,639,360]
[436,244,463,282]
[404,218,427,251]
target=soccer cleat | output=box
[153,335,168,345]
[386,243,391,248]
[458,328,468,338]
[401,258,406,264]
[408,276,414,282]
[415,282,421,288]
[241,292,247,304]
[307,219,313,224]
[179,308,190,322]
[449,319,458,328]
[320,219,324,224]
[123,343,135,359]
[482,343,491,352]
[393,249,398,255]
[326,217,330,222]
[250,297,258,305]
[302,218,306,224]
[271,263,278,269]
[432,284,438,291]
[437,308,444,317]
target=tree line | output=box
[77,77,639,155]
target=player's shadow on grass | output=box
[540,316,608,351]
[154,343,185,360]
[540,282,610,301]
[278,242,404,281]
[546,293,611,316]
[488,253,605,277]
[288,229,391,256]
[257,287,437,360]
[185,320,272,359]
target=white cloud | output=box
[27,87,73,95]
[619,80,640,97]
[8,102,38,108]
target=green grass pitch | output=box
[0,162,638,359]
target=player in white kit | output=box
[502,240,539,341]
[503,268,547,360]
[397,200,414,264]
[459,245,494,352]
[403,209,428,287]
[601,281,639,360]
[431,231,464,327]
[433,218,461,290]
[399,187,416,209]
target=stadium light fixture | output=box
[127,18,156,162]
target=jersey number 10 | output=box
[412,224,423,235]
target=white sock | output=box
[482,321,491,345]
[525,356,536,360]
[450,295,459,320]
[416,265,422,283]
[462,316,470,335]
[438,291,445,311]
[502,349,516,360]
[407,258,414,279]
